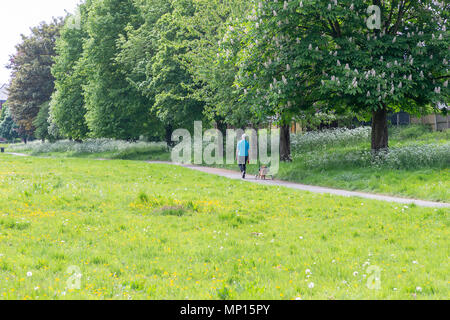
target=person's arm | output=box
[247,142,250,163]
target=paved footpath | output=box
[4,152,449,208]
[148,162,450,209]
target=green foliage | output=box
[295,143,449,170]
[50,3,91,141]
[33,102,52,142]
[81,0,156,140]
[117,0,206,142]
[0,106,19,142]
[178,0,253,128]
[390,124,432,140]
[7,18,64,138]
[220,0,449,149]
[210,125,449,201]
[291,127,371,152]
[8,138,169,161]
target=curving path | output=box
[3,152,449,208]
[161,162,450,208]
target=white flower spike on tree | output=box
[219,0,449,152]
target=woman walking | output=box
[236,134,250,179]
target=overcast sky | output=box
[0,0,81,85]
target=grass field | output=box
[214,126,450,202]
[5,125,450,202]
[0,154,448,299]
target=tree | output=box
[0,106,19,142]
[148,7,205,144]
[178,0,253,132]
[81,0,153,140]
[224,0,449,154]
[50,2,91,141]
[33,102,53,142]
[117,0,206,145]
[7,18,63,141]
[115,0,172,143]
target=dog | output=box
[257,166,269,180]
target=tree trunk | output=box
[280,124,292,161]
[165,124,174,149]
[371,108,389,151]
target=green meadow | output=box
[0,154,448,300]
[212,126,450,202]
[7,126,450,202]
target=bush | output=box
[290,126,449,170]
[291,127,371,154]
[8,139,167,156]
[390,124,432,140]
[302,143,450,170]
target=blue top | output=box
[237,139,249,157]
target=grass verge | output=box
[0,154,448,299]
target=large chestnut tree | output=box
[221,0,449,158]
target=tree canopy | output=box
[220,0,449,152]
[6,0,449,159]
[7,18,63,141]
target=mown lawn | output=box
[0,154,448,300]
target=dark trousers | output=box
[238,156,249,173]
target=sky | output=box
[0,0,81,86]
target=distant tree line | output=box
[2,0,448,160]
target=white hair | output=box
[242,134,248,139]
